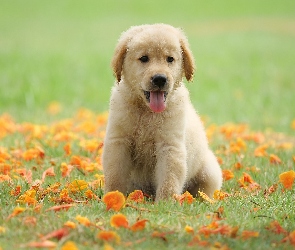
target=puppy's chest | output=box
[127,114,163,168]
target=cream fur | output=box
[102,24,222,200]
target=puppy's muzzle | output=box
[143,74,169,113]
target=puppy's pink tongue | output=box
[149,91,166,113]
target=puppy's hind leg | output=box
[187,150,222,198]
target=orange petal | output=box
[213,190,230,200]
[70,155,82,167]
[127,190,144,203]
[63,143,71,156]
[269,154,282,164]
[110,213,129,228]
[238,172,259,188]
[174,191,195,205]
[64,221,77,229]
[16,189,37,205]
[14,168,32,184]
[222,169,234,181]
[23,216,37,226]
[289,230,295,246]
[20,240,57,248]
[41,227,69,241]
[61,241,78,250]
[97,231,120,244]
[198,191,215,204]
[185,225,194,234]
[10,185,21,196]
[254,144,268,157]
[41,167,55,182]
[68,179,88,192]
[279,170,295,189]
[85,189,99,200]
[61,162,74,177]
[46,204,75,212]
[103,191,125,211]
[0,174,11,182]
[241,230,259,240]
[76,215,92,227]
[266,221,287,235]
[130,219,148,232]
[264,184,278,197]
[22,146,45,161]
[7,206,26,220]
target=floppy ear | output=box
[179,31,195,82]
[111,37,128,83]
[111,25,147,83]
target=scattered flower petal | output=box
[7,206,26,220]
[130,219,148,232]
[110,213,129,228]
[198,191,215,204]
[174,191,195,205]
[279,170,295,189]
[103,191,125,211]
[46,204,75,212]
[270,154,282,164]
[241,230,259,240]
[97,231,120,244]
[20,240,57,248]
[75,215,92,227]
[222,169,234,181]
[68,180,88,192]
[127,190,144,203]
[61,241,78,250]
[41,227,69,241]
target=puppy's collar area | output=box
[143,90,168,113]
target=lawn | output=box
[0,1,295,249]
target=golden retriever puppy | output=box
[102,24,222,201]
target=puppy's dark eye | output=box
[167,56,174,63]
[139,56,149,63]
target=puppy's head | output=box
[112,24,195,113]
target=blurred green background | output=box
[0,0,295,134]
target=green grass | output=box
[0,113,294,249]
[0,1,295,249]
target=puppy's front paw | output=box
[155,186,178,201]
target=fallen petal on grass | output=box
[7,207,26,220]
[241,231,259,240]
[103,191,125,211]
[41,227,69,241]
[130,219,148,232]
[97,231,121,244]
[198,191,215,204]
[20,240,57,248]
[279,170,295,189]
[127,190,144,203]
[46,204,75,212]
[61,241,79,250]
[75,215,92,227]
[110,213,129,228]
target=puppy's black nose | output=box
[152,74,167,89]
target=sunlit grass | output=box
[0,109,295,249]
